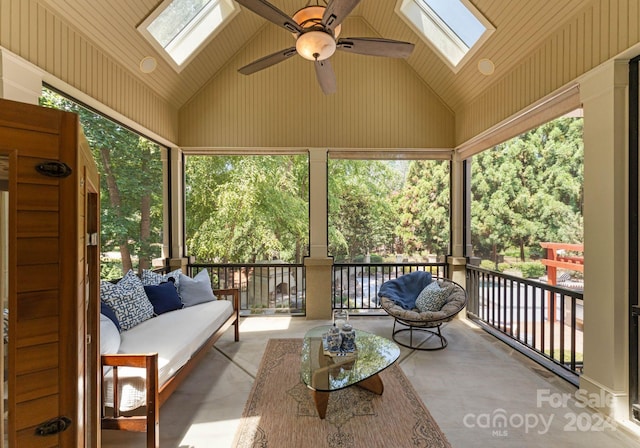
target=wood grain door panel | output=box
[1,98,98,446]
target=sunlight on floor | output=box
[180,417,248,447]
[239,316,292,332]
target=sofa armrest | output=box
[101,353,159,443]
[213,288,240,341]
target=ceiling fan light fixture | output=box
[296,31,336,61]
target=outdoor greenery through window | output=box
[471,113,584,282]
[40,87,165,280]
[184,155,309,263]
[328,159,450,263]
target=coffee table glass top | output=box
[301,325,400,392]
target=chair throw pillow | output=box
[178,269,217,307]
[144,281,184,315]
[416,281,451,313]
[100,270,154,331]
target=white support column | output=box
[305,148,333,319]
[448,152,467,286]
[580,60,629,421]
[0,48,43,104]
[167,147,189,270]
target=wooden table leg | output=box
[312,390,330,419]
[356,373,384,395]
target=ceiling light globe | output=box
[296,31,336,61]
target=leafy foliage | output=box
[395,160,450,255]
[471,117,583,262]
[185,155,309,263]
[328,160,402,261]
[40,88,163,276]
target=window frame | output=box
[395,0,495,73]
[138,0,239,72]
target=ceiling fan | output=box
[236,0,415,94]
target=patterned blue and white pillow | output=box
[141,268,182,291]
[415,281,451,313]
[100,270,154,331]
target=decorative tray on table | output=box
[322,336,357,358]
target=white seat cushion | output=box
[103,299,233,411]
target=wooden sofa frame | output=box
[100,288,240,448]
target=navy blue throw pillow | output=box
[144,281,183,315]
[100,301,122,332]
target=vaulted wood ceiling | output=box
[38,0,593,113]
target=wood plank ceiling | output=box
[37,0,593,113]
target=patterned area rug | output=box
[233,338,451,448]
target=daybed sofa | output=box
[99,268,239,448]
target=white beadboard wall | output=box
[455,0,640,147]
[0,0,178,143]
[178,18,455,149]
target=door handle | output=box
[35,416,72,436]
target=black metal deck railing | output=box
[332,262,448,314]
[187,263,306,316]
[466,265,584,385]
[185,261,449,316]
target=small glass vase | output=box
[332,309,349,330]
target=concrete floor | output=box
[101,316,640,447]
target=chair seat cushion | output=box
[381,279,467,326]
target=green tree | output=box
[395,160,450,256]
[471,117,583,262]
[328,160,401,261]
[185,155,309,263]
[40,88,163,276]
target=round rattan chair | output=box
[380,277,467,350]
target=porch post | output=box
[167,148,188,271]
[305,148,333,320]
[580,60,629,421]
[448,152,467,286]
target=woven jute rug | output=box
[233,338,451,448]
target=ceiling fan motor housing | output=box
[292,6,340,61]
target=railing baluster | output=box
[560,293,566,367]
[464,265,582,383]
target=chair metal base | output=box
[391,319,448,351]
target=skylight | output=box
[396,0,494,72]
[138,0,238,72]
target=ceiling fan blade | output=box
[322,0,361,32]
[238,47,297,75]
[235,0,302,34]
[314,59,337,95]
[337,37,415,58]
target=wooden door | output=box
[0,98,96,447]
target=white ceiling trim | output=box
[456,83,581,159]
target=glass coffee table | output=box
[301,325,400,419]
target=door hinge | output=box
[87,233,99,246]
[35,416,71,436]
